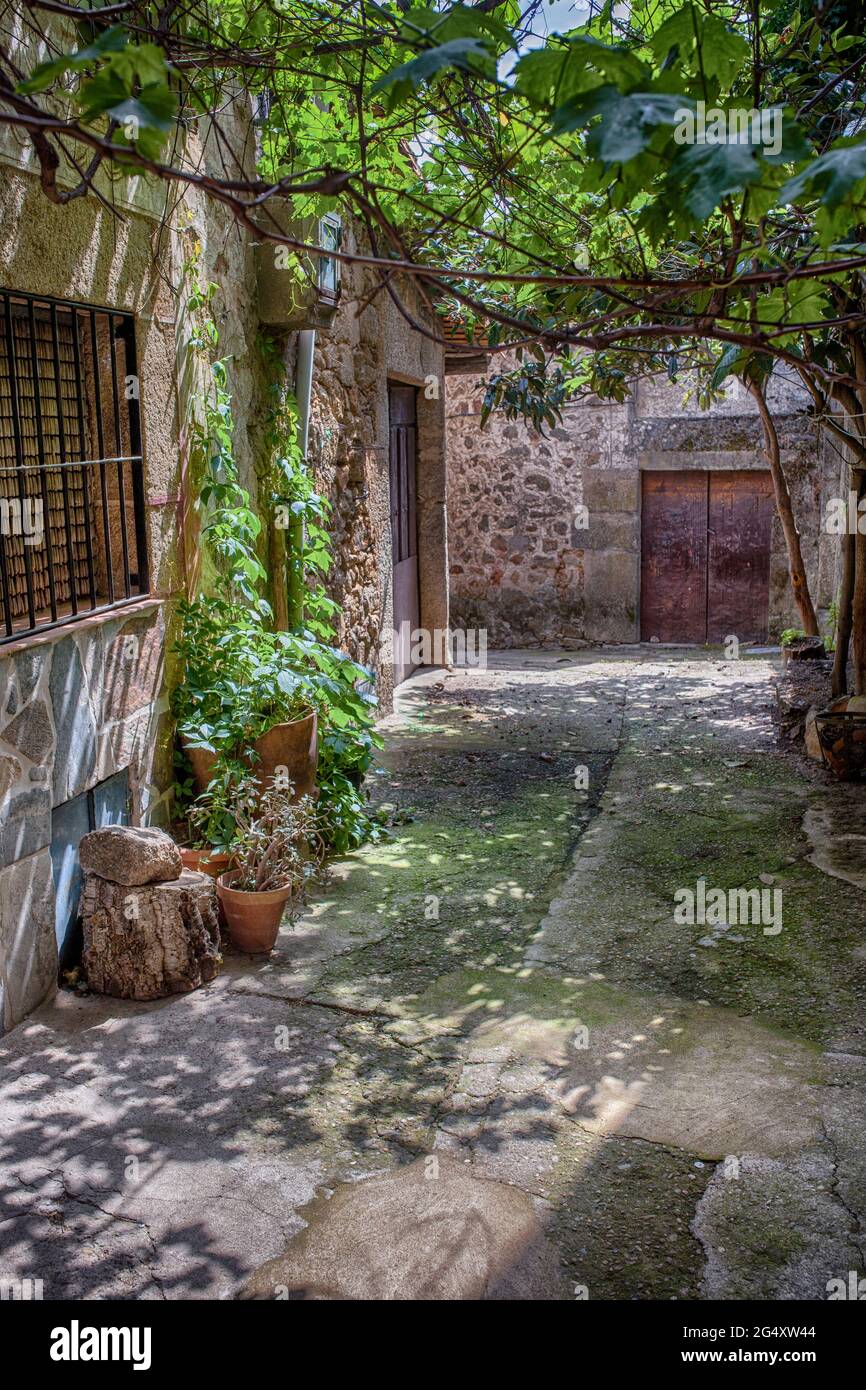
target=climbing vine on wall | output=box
[259,336,386,852]
[182,235,269,616]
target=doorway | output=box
[388,383,420,684]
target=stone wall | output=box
[0,19,259,1029]
[0,97,183,1025]
[0,604,168,1030]
[305,230,447,714]
[446,367,839,648]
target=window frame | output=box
[0,287,150,646]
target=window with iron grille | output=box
[0,289,149,644]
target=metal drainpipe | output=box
[288,329,316,626]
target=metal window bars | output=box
[0,289,149,643]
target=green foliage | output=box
[183,758,255,852]
[480,347,581,432]
[171,592,384,851]
[171,596,376,752]
[226,781,325,894]
[19,25,175,159]
[258,339,386,849]
[183,244,269,614]
[373,37,497,108]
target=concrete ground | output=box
[1,649,865,1300]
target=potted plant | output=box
[175,761,254,878]
[171,599,318,797]
[216,783,325,954]
[172,597,377,803]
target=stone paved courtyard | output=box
[1,650,865,1299]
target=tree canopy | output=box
[6,0,866,681]
[4,1,866,392]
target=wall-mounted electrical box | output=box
[255,199,342,331]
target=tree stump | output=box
[81,869,222,1000]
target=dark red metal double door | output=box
[640,470,774,644]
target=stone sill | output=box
[0,597,165,662]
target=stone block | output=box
[582,513,639,552]
[14,648,42,703]
[0,754,22,800]
[239,1155,569,1300]
[101,610,165,726]
[0,786,51,868]
[0,850,57,1032]
[49,637,96,803]
[78,825,182,886]
[583,551,639,643]
[1,699,54,765]
[582,469,640,514]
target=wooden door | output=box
[640,470,708,643]
[388,383,419,684]
[706,470,774,642]
[640,470,773,644]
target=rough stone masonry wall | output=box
[446,367,839,648]
[306,227,447,715]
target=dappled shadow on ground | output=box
[2,650,864,1299]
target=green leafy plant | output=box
[181,758,255,853]
[780,628,808,647]
[183,240,269,614]
[172,596,376,752]
[227,782,326,893]
[257,339,387,850]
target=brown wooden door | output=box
[640,470,773,644]
[706,470,774,642]
[389,383,419,684]
[640,470,708,643]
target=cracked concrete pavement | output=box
[1,649,864,1299]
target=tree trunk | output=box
[269,516,289,631]
[748,380,819,636]
[854,524,866,694]
[833,525,855,697]
[82,869,221,1000]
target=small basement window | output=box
[50,769,130,971]
[0,288,149,644]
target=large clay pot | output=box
[181,739,219,795]
[253,710,318,800]
[216,871,293,954]
[181,712,318,800]
[179,846,233,880]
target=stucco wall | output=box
[446,367,838,648]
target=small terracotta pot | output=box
[216,871,293,954]
[179,847,233,880]
[253,710,318,801]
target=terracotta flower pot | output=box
[181,739,219,795]
[216,871,293,954]
[179,846,233,880]
[181,712,318,800]
[253,710,318,801]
